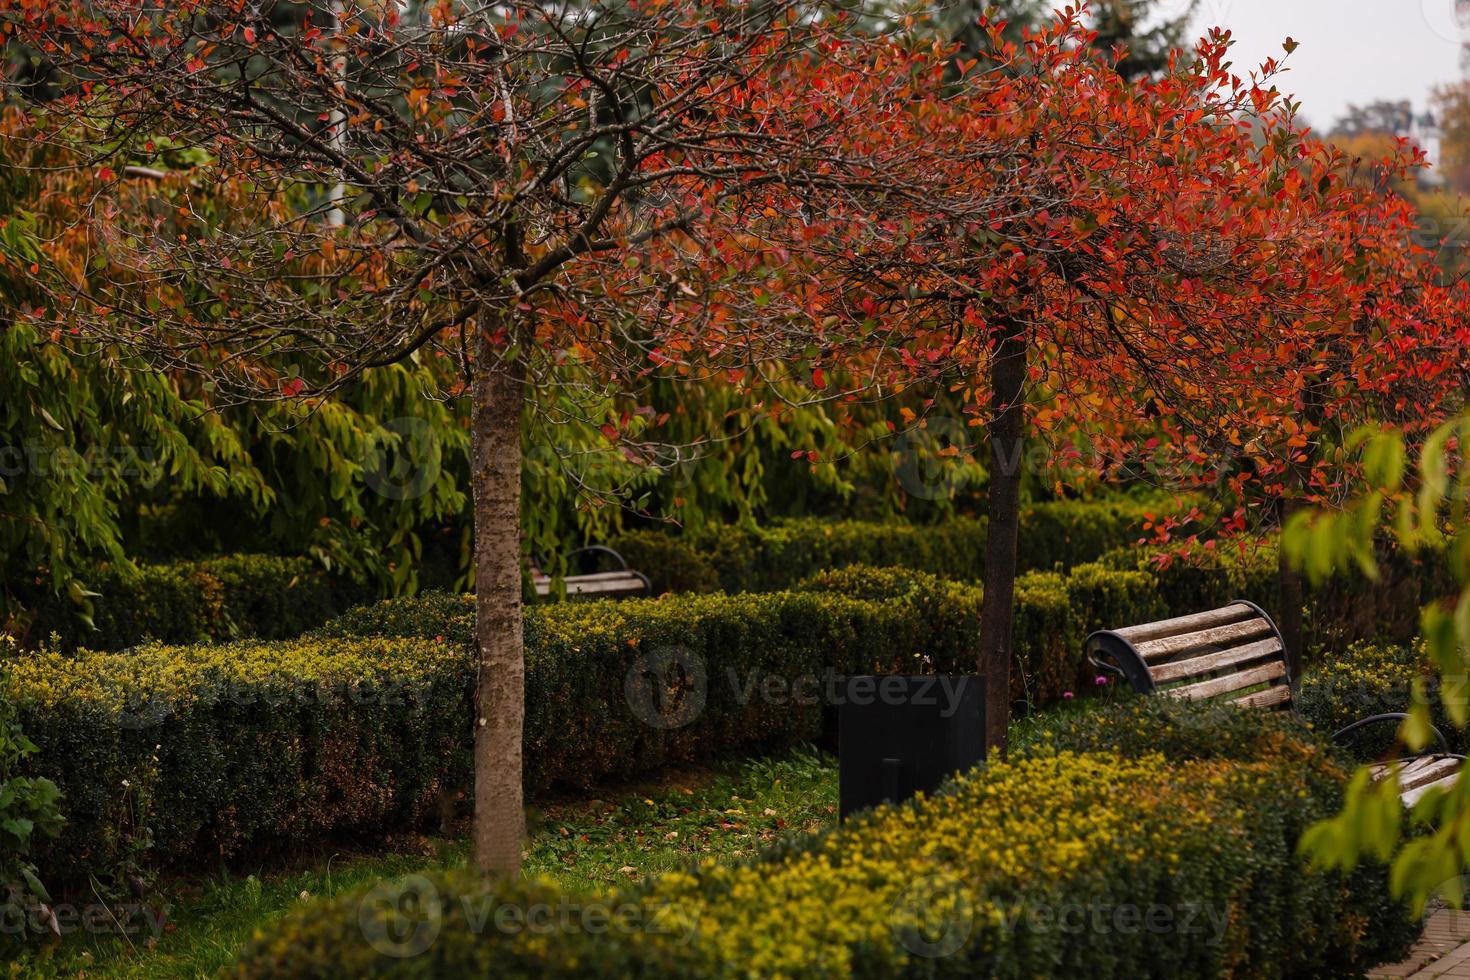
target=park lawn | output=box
[21,748,838,980]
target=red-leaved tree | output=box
[646,13,1470,746]
[0,0,932,875]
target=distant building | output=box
[1406,105,1445,187]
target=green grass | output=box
[18,747,837,979]
[1010,685,1122,748]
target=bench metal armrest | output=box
[564,545,632,571]
[1086,645,1127,679]
[1084,630,1157,694]
[532,545,650,596]
[1331,712,1451,755]
[566,546,650,592]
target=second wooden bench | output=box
[1086,600,1463,806]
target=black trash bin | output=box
[837,675,985,820]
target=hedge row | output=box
[14,550,1448,885]
[1295,638,1470,759]
[8,635,472,884]
[796,563,1162,704]
[230,700,1416,979]
[1098,535,1454,653]
[610,497,1177,595]
[609,505,1445,661]
[325,561,1161,710]
[317,579,990,791]
[13,580,988,882]
[18,554,369,652]
[13,562,1160,883]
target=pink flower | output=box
[1095,675,1109,686]
[1063,691,1075,699]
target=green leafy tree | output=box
[1290,421,1470,911]
[0,636,63,942]
[1089,0,1199,79]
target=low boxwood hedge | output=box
[1099,536,1453,653]
[13,581,988,883]
[228,701,1416,979]
[19,554,368,651]
[14,565,1160,883]
[19,554,1442,890]
[1296,638,1469,759]
[611,497,1174,595]
[794,562,1162,702]
[7,636,472,884]
[319,583,989,794]
[1096,540,1279,620]
[331,561,1157,715]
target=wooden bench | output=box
[1086,600,1463,806]
[531,546,651,599]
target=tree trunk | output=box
[1277,497,1305,687]
[1278,375,1323,689]
[978,319,1027,758]
[470,329,527,877]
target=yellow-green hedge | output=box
[15,581,987,882]
[611,497,1176,595]
[1295,638,1470,758]
[13,562,1162,884]
[230,701,1416,978]
[8,636,472,884]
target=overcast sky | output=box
[1184,0,1465,131]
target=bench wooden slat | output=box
[1390,755,1462,791]
[1229,683,1293,710]
[1402,774,1459,808]
[1368,757,1462,807]
[1371,757,1437,785]
[1371,756,1441,786]
[1163,659,1286,702]
[1111,603,1257,644]
[533,572,647,597]
[1150,637,1285,684]
[1135,618,1277,663]
[1401,762,1463,808]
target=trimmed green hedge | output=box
[19,554,369,651]
[1096,540,1278,620]
[611,497,1172,595]
[1296,638,1470,759]
[12,565,1157,883]
[318,584,988,792]
[15,582,986,882]
[332,560,1155,715]
[8,636,472,884]
[19,549,1442,889]
[1098,536,1451,653]
[229,700,1416,979]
